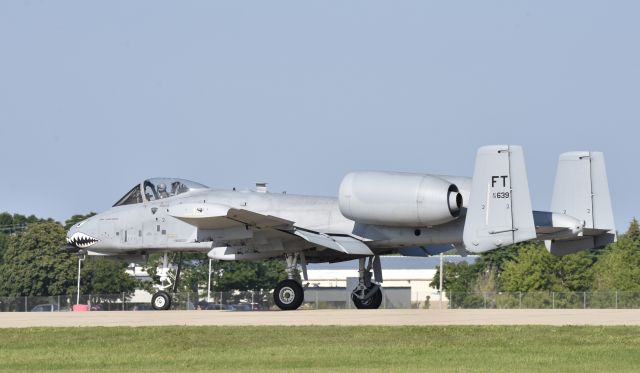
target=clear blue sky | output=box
[0,1,637,231]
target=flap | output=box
[294,229,373,255]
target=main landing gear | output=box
[351,256,383,309]
[151,252,183,311]
[273,253,306,311]
[272,253,384,311]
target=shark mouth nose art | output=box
[67,232,99,248]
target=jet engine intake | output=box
[338,171,462,227]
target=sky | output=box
[0,1,638,231]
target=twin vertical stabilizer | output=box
[546,152,616,255]
[463,146,616,255]
[463,145,536,253]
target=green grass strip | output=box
[0,326,639,372]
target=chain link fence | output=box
[0,288,409,312]
[3,291,639,311]
[447,291,640,309]
[0,291,275,312]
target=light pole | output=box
[76,251,86,305]
[439,253,444,309]
[207,258,212,302]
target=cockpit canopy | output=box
[113,178,209,207]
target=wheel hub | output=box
[154,297,166,308]
[279,287,296,305]
[352,284,379,300]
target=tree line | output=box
[430,219,640,307]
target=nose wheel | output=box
[149,252,182,311]
[151,290,171,310]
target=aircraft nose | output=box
[65,219,100,250]
[62,225,80,252]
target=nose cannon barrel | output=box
[60,243,81,253]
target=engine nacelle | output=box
[338,171,463,227]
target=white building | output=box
[307,255,478,304]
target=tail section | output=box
[546,152,616,255]
[463,145,537,253]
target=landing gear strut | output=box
[351,256,383,309]
[150,252,182,311]
[273,253,305,311]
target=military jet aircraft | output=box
[64,145,615,311]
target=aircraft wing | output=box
[168,203,293,229]
[168,203,372,257]
[227,208,294,229]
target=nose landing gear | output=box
[150,252,182,311]
[151,290,171,310]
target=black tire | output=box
[151,291,171,310]
[274,279,304,311]
[352,287,382,309]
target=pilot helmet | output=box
[157,183,167,192]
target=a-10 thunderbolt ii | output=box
[64,145,615,311]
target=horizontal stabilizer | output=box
[533,210,584,241]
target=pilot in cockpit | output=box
[171,181,186,195]
[157,183,170,199]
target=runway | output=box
[1,309,640,328]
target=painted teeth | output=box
[67,232,99,248]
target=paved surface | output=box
[1,309,640,328]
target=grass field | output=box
[0,326,639,372]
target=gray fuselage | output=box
[67,176,472,261]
